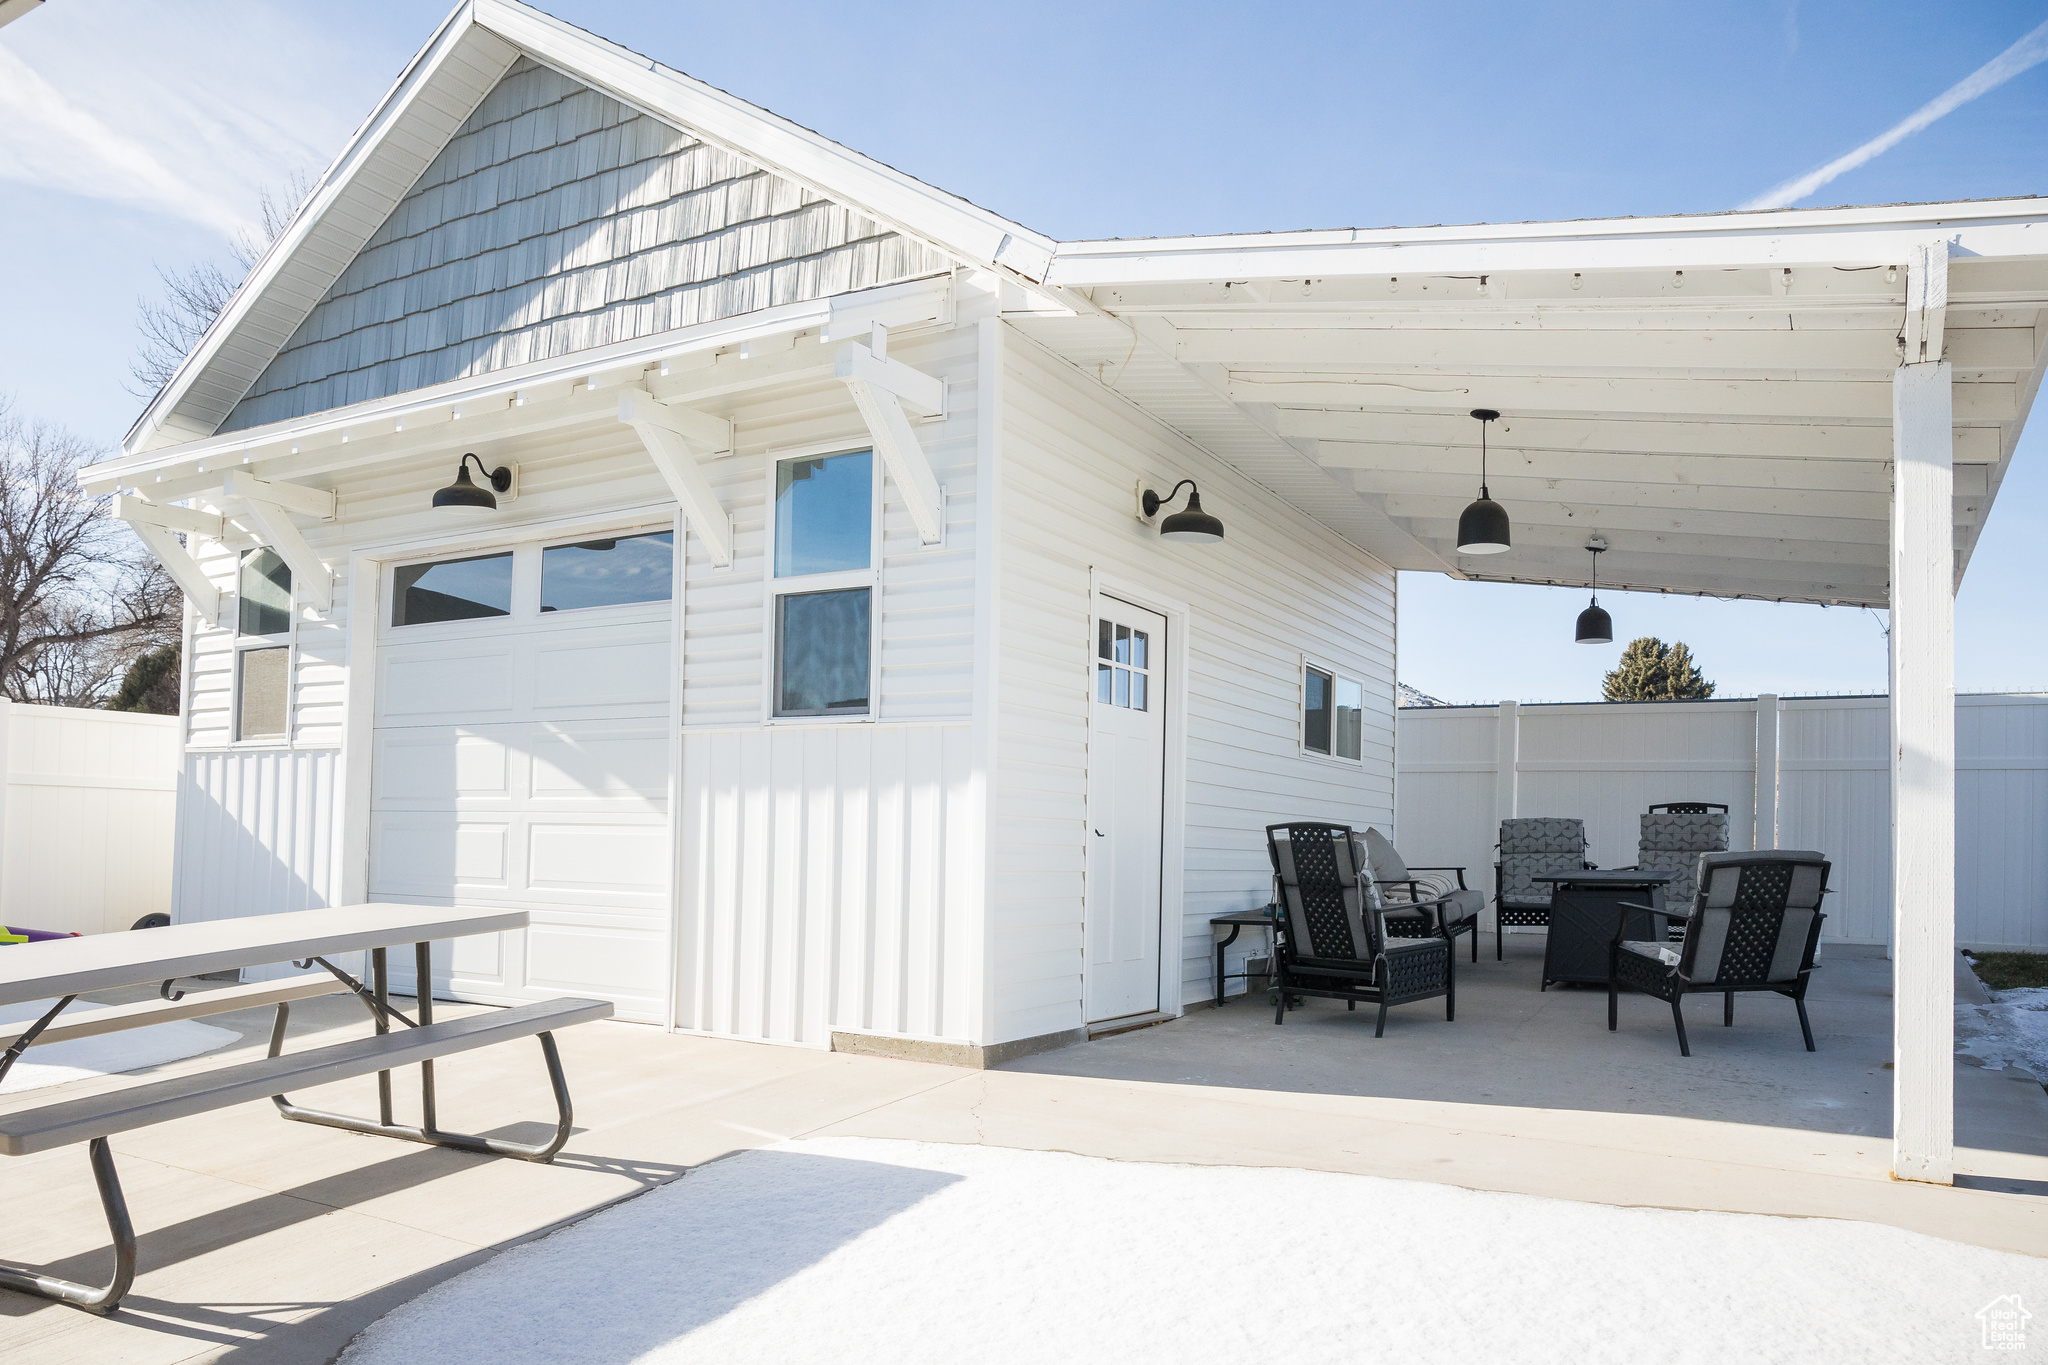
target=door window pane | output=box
[776,587,871,716]
[775,451,872,577]
[1098,619,1113,660]
[1335,678,1364,760]
[1131,672,1148,712]
[1114,624,1130,664]
[238,549,292,637]
[1113,667,1130,707]
[393,553,513,626]
[541,532,673,612]
[1096,662,1113,702]
[1303,667,1333,754]
[1129,629,1147,670]
[237,646,289,741]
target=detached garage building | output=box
[86,0,2048,1159]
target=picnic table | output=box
[0,905,611,1314]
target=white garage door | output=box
[370,529,675,1023]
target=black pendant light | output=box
[1456,408,1510,554]
[1142,480,1225,543]
[1575,538,1613,645]
[433,453,512,516]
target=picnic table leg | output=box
[0,1136,136,1314]
[415,940,437,1135]
[372,947,393,1127]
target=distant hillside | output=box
[1397,683,1448,708]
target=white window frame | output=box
[761,441,880,724]
[231,546,296,747]
[536,528,679,618]
[1300,655,1366,765]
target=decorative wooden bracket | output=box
[224,470,333,609]
[619,387,733,567]
[835,328,945,546]
[110,495,222,621]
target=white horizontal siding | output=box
[994,329,1397,1043]
[677,723,977,1046]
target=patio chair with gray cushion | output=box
[1607,849,1830,1056]
[1629,808,1730,939]
[1493,818,1596,960]
[1359,827,1482,963]
[1267,822,1454,1037]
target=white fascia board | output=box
[124,4,512,455]
[82,275,953,496]
[472,0,1054,282]
[1046,199,2048,287]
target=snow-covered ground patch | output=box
[1957,985,2048,1081]
[0,998,238,1094]
[341,1137,2045,1365]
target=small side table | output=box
[1209,907,1279,1005]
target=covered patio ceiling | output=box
[1017,197,2048,607]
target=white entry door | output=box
[1084,596,1168,1023]
[369,532,675,1023]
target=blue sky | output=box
[2,0,2045,700]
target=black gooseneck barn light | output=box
[1456,408,1511,554]
[433,453,512,516]
[1575,537,1614,645]
[1142,480,1225,543]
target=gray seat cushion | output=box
[1621,939,1681,968]
[1439,887,1485,925]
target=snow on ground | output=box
[341,1137,2045,1365]
[0,999,237,1094]
[1957,985,2048,1081]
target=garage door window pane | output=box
[542,532,674,612]
[776,588,870,716]
[774,451,871,577]
[393,553,513,626]
[237,646,290,742]
[238,549,292,637]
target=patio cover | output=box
[1010,199,2048,1188]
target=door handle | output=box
[1093,829,1104,837]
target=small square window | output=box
[776,587,871,716]
[1334,678,1364,761]
[238,549,292,637]
[393,553,513,626]
[541,532,673,612]
[237,646,290,742]
[1303,667,1333,755]
[775,451,872,577]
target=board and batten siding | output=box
[1396,693,2048,951]
[993,328,1397,1044]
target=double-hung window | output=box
[235,548,293,743]
[1302,661,1365,762]
[770,448,875,718]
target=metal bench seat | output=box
[0,994,610,1312]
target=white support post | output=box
[619,388,733,567]
[835,337,945,546]
[1753,693,1779,850]
[235,498,333,610]
[1890,240,1955,1185]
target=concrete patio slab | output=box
[2,940,2043,1363]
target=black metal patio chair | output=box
[1266,822,1454,1037]
[1607,849,1830,1056]
[1493,817,1596,960]
[1359,827,1482,963]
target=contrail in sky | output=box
[1742,16,2048,210]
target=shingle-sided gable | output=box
[222,58,950,431]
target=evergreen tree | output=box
[108,645,181,715]
[1602,637,1715,702]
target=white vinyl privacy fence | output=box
[0,700,180,936]
[1395,693,2048,951]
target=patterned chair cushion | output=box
[1497,818,1587,907]
[1675,851,1829,985]
[1637,812,1729,912]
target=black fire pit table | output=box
[1528,869,1677,990]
